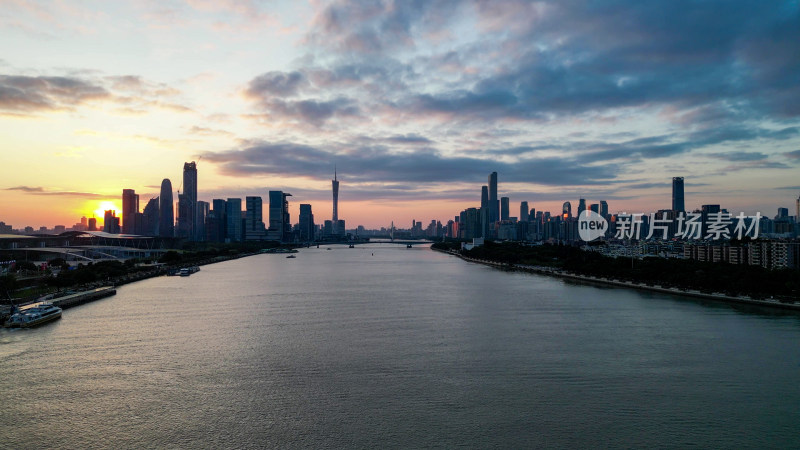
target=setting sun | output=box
[93,201,120,222]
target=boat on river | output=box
[4,303,62,328]
[178,266,200,277]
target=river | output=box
[1,244,799,448]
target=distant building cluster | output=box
[1,164,352,244]
[439,173,800,269]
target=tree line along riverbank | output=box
[0,241,292,306]
[431,241,799,303]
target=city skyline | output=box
[1,1,799,228]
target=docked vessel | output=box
[179,266,200,277]
[4,303,62,328]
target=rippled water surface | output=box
[2,244,799,448]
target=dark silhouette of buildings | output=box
[103,210,120,234]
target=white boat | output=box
[4,303,62,328]
[179,266,200,277]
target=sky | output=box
[1,0,799,229]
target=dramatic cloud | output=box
[0,75,109,113]
[203,140,619,188]
[0,71,192,117]
[246,71,307,98]
[4,186,105,197]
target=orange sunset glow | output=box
[91,201,120,225]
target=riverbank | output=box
[432,246,800,311]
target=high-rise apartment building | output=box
[672,177,685,212]
[159,179,174,237]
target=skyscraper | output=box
[480,186,489,238]
[500,197,510,221]
[488,172,498,225]
[121,189,139,234]
[159,179,174,237]
[269,191,292,242]
[196,200,208,241]
[226,198,242,242]
[207,199,227,242]
[244,196,266,240]
[672,177,685,212]
[600,200,609,218]
[578,199,586,217]
[520,201,529,222]
[103,210,120,233]
[183,161,198,240]
[299,204,315,242]
[796,193,800,220]
[562,201,572,219]
[176,193,191,238]
[142,197,159,236]
[332,168,339,233]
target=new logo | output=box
[578,210,608,241]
